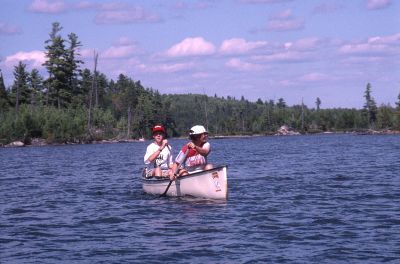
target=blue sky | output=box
[1,0,399,108]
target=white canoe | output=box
[142,166,228,200]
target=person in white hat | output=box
[169,125,213,179]
[143,125,173,177]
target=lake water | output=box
[1,134,399,263]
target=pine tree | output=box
[28,69,44,106]
[96,73,109,108]
[11,61,29,113]
[277,98,286,109]
[43,22,69,108]
[363,83,378,128]
[0,69,10,111]
[316,97,321,111]
[65,32,83,97]
[395,91,400,130]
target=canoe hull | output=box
[142,166,228,200]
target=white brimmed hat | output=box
[189,125,208,135]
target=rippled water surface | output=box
[1,134,400,263]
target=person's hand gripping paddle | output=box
[160,147,190,197]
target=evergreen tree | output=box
[65,32,83,97]
[363,83,378,128]
[3,21,400,144]
[265,100,274,131]
[394,92,400,130]
[79,68,92,105]
[95,73,109,108]
[11,61,29,113]
[0,69,10,111]
[316,97,321,111]
[277,98,286,109]
[377,104,393,129]
[28,69,44,106]
[43,22,69,108]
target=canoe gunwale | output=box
[141,165,228,183]
[141,165,228,199]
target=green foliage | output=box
[28,69,45,106]
[43,22,82,108]
[315,97,321,111]
[363,83,378,128]
[395,92,400,130]
[377,104,394,129]
[0,70,10,111]
[2,22,400,146]
[92,108,117,138]
[42,107,87,143]
[1,85,399,145]
[10,62,30,111]
[0,105,42,144]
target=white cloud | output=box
[279,79,296,86]
[225,58,262,71]
[368,33,400,45]
[192,72,212,79]
[97,37,143,59]
[5,51,46,68]
[28,0,67,13]
[339,33,400,56]
[284,37,322,50]
[366,0,391,10]
[219,38,268,55]
[267,18,304,31]
[114,37,135,46]
[95,7,160,24]
[299,72,329,82]
[165,37,216,57]
[272,9,292,19]
[0,22,22,35]
[340,43,386,55]
[313,3,342,14]
[27,0,162,23]
[253,50,311,63]
[267,9,304,31]
[139,62,195,73]
[169,1,215,10]
[101,45,137,59]
[240,0,293,4]
[74,1,97,10]
[98,2,128,11]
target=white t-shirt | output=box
[144,143,172,170]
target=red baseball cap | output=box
[152,125,166,134]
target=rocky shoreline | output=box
[2,128,399,148]
[1,138,145,148]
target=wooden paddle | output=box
[160,147,190,197]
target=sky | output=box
[0,0,399,108]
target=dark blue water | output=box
[1,134,399,263]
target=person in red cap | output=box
[143,125,173,177]
[169,125,213,180]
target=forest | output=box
[1,22,400,146]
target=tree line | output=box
[1,22,400,145]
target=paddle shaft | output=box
[160,147,190,197]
